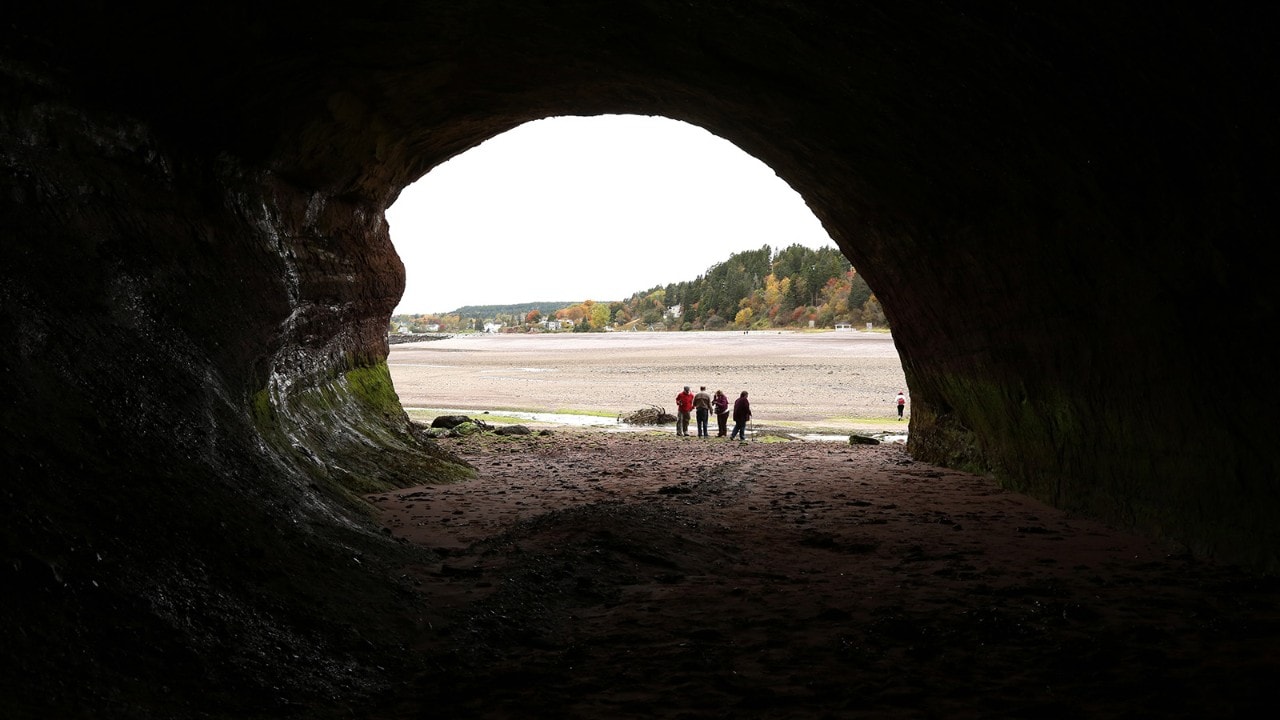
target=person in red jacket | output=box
[675,386,695,436]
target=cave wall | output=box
[2,0,1276,713]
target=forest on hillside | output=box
[391,244,885,333]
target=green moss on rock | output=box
[252,360,473,513]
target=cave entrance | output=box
[384,114,907,439]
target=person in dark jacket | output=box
[729,390,752,441]
[712,389,730,437]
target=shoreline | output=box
[404,405,909,442]
[388,330,912,437]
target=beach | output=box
[361,332,1279,718]
[388,330,910,436]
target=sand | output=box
[388,330,911,436]
[359,332,1278,719]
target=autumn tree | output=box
[563,242,883,332]
[591,302,610,330]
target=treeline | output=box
[607,244,881,331]
[391,244,884,333]
[453,302,579,319]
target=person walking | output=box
[729,390,752,441]
[693,386,713,437]
[896,390,907,420]
[675,386,695,436]
[712,389,730,437]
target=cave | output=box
[2,3,1274,718]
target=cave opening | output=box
[381,114,907,437]
[385,114,841,317]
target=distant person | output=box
[712,389,730,437]
[693,386,712,437]
[896,390,907,420]
[729,390,752,441]
[675,386,695,436]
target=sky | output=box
[386,114,836,315]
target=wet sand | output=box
[362,332,1279,719]
[388,330,911,436]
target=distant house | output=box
[835,323,853,331]
[667,304,682,318]
[396,325,410,334]
[542,319,563,331]
[425,323,440,332]
[483,322,503,333]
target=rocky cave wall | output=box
[2,1,1276,715]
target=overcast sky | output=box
[387,114,836,315]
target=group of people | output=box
[675,386,752,440]
[674,387,908,440]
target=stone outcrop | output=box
[1,3,1275,716]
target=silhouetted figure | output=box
[729,391,752,441]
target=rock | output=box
[452,422,484,436]
[431,415,474,429]
[494,425,532,436]
[849,434,881,446]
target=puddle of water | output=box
[409,408,908,443]
[409,407,623,427]
[793,432,908,444]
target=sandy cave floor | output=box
[359,333,1280,719]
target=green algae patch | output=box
[753,434,792,443]
[252,361,474,515]
[551,408,619,418]
[450,421,485,436]
[343,363,403,418]
[476,413,538,425]
[251,387,275,426]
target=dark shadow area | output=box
[2,3,1275,718]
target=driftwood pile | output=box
[620,405,676,425]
